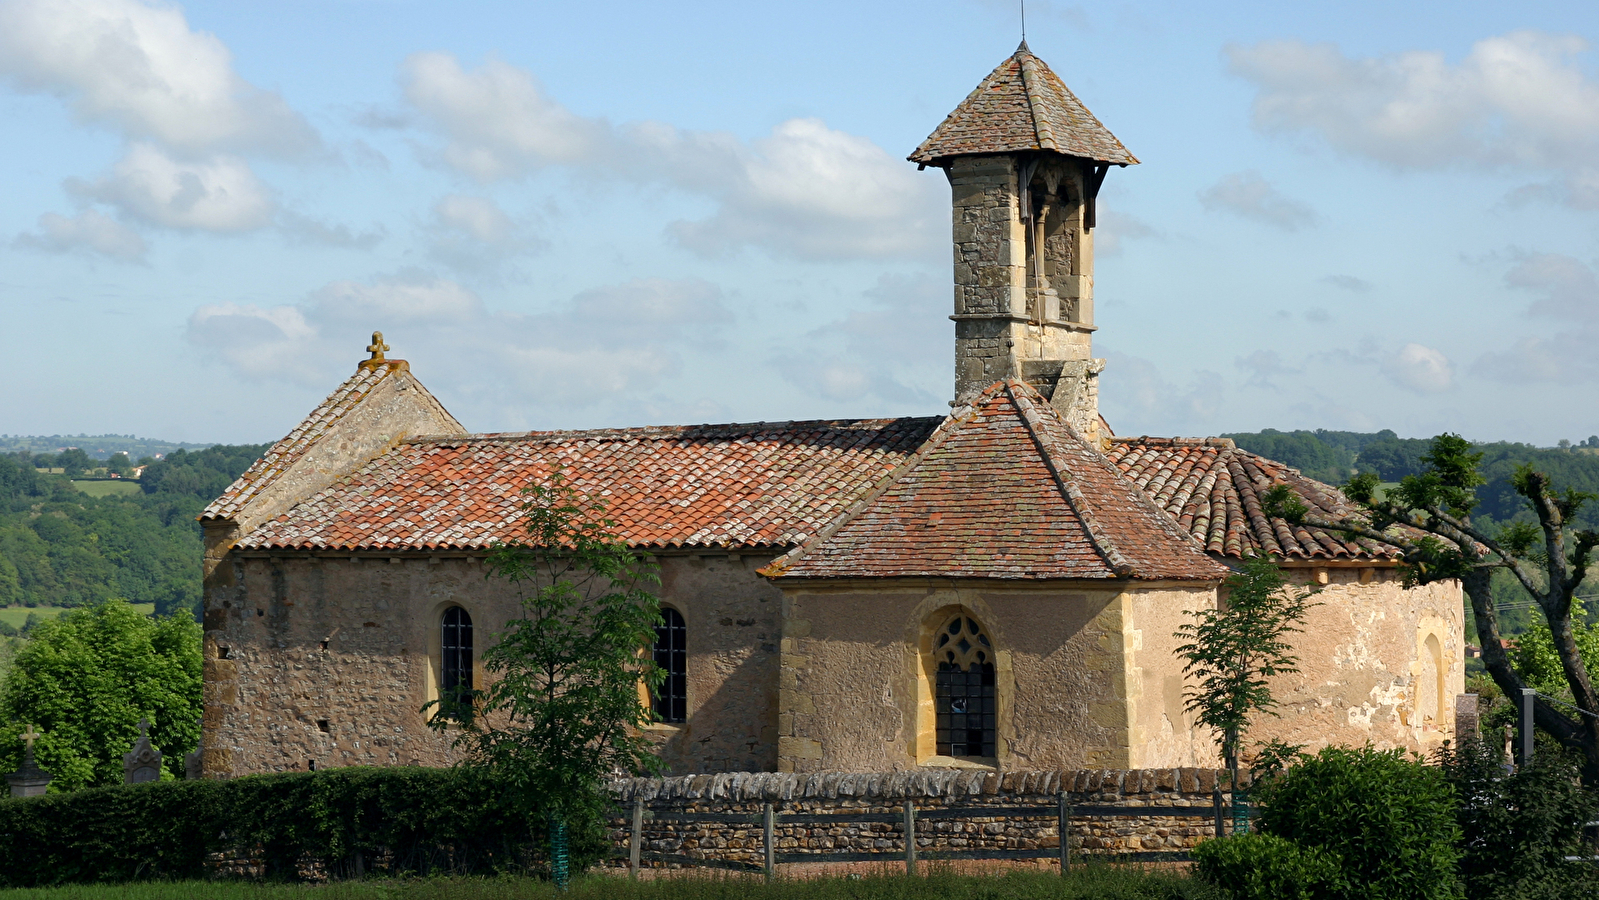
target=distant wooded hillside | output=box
[1222,429,1599,527]
[0,445,268,618]
[0,434,215,460]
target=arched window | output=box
[934,613,996,758]
[441,606,473,698]
[653,607,687,723]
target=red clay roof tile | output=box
[235,418,940,551]
[763,381,1225,581]
[910,42,1137,167]
[1106,437,1403,562]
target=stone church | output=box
[197,44,1463,779]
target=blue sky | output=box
[3,0,1598,446]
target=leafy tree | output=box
[0,599,201,790]
[1438,739,1599,899]
[1175,554,1319,783]
[105,453,133,477]
[0,443,266,617]
[427,472,664,876]
[1253,745,1463,900]
[1265,434,1599,784]
[56,448,92,478]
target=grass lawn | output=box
[71,480,142,498]
[0,869,1218,900]
[0,604,155,629]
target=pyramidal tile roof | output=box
[763,381,1226,581]
[234,417,941,551]
[204,362,406,522]
[909,42,1138,167]
[1107,437,1404,561]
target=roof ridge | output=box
[1111,436,1237,450]
[1012,385,1226,572]
[202,363,396,520]
[409,416,944,445]
[759,400,981,577]
[1015,48,1059,154]
[1005,382,1135,577]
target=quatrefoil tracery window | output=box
[934,614,997,758]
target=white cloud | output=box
[425,194,545,272]
[1097,351,1224,434]
[1320,274,1372,292]
[655,118,943,260]
[1198,171,1316,231]
[1382,343,1454,393]
[0,0,316,157]
[1228,31,1599,205]
[276,211,385,250]
[1094,210,1157,257]
[401,53,942,261]
[1473,252,1599,382]
[774,273,949,406]
[402,53,607,179]
[434,195,514,244]
[13,208,146,260]
[1235,350,1300,388]
[71,143,274,231]
[185,271,732,406]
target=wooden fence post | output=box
[1058,792,1070,875]
[629,797,643,879]
[763,802,776,881]
[904,800,917,875]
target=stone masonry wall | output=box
[603,768,1230,870]
[202,550,784,778]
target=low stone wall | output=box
[604,769,1236,869]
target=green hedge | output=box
[0,766,600,887]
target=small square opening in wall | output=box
[257,608,264,617]
[320,640,329,650]
[218,646,231,659]
[317,720,330,733]
[308,759,316,772]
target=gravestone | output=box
[1455,693,1480,740]
[123,718,163,784]
[185,718,204,780]
[6,724,51,798]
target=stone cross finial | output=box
[366,331,389,363]
[20,724,38,752]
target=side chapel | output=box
[197,44,1464,779]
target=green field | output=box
[71,480,143,498]
[0,870,1214,900]
[0,603,155,629]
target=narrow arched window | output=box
[934,613,996,758]
[652,607,687,723]
[441,606,473,697]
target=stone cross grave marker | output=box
[7,723,51,797]
[123,718,163,784]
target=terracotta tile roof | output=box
[764,382,1226,581]
[204,363,402,522]
[910,42,1138,167]
[1106,437,1404,562]
[234,418,941,551]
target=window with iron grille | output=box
[934,614,996,758]
[441,606,473,697]
[653,607,687,723]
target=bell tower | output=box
[910,42,1137,442]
